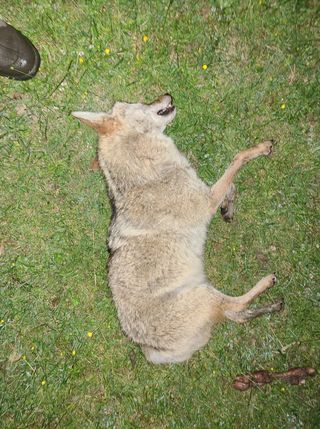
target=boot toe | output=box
[0,20,41,80]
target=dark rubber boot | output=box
[0,19,40,80]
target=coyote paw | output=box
[265,273,277,288]
[273,298,285,312]
[260,139,274,156]
[220,183,236,223]
[221,206,234,222]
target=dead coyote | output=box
[72,94,283,364]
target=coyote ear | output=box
[72,111,119,135]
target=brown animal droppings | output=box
[233,367,317,391]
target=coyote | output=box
[72,94,283,364]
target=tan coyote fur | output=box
[72,94,283,364]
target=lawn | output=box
[0,1,319,428]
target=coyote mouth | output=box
[157,96,175,116]
[157,104,175,116]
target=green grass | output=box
[0,0,319,427]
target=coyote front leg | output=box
[210,140,274,215]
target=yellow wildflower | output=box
[79,57,85,64]
[104,48,111,55]
[87,331,93,338]
[280,103,286,109]
[41,379,46,386]
[72,350,76,356]
[202,64,208,70]
[143,35,149,43]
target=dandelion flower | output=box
[72,350,76,356]
[104,48,111,55]
[41,379,46,386]
[143,35,149,43]
[0,319,4,325]
[280,103,286,109]
[87,331,93,338]
[202,64,208,70]
[78,51,85,64]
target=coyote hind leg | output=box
[217,273,276,313]
[222,274,283,323]
[225,299,284,323]
[229,274,277,309]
